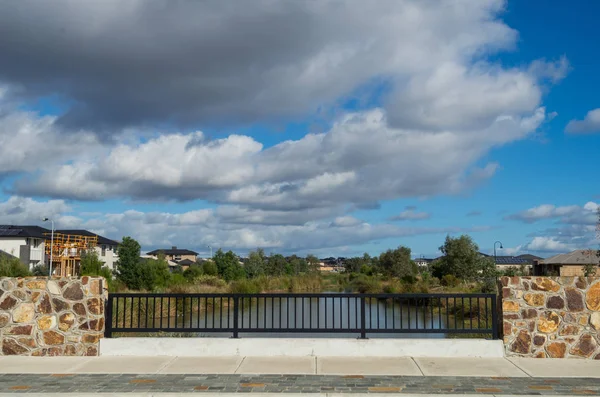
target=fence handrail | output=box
[107,292,497,298]
[105,292,498,340]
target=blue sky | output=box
[0,0,598,258]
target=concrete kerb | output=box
[99,338,504,358]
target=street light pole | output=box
[42,218,54,277]
[494,240,503,264]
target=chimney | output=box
[172,246,177,250]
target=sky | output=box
[0,0,598,259]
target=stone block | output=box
[521,308,537,319]
[579,314,590,326]
[532,278,560,292]
[12,303,34,323]
[570,334,598,358]
[1,338,29,355]
[79,318,104,331]
[510,330,531,354]
[591,312,600,330]
[5,325,33,335]
[11,290,28,300]
[586,281,600,311]
[25,280,46,290]
[37,293,52,314]
[58,312,75,331]
[566,288,585,312]
[538,311,561,334]
[524,293,545,307]
[546,341,567,358]
[503,301,519,312]
[576,277,588,289]
[37,315,57,330]
[0,295,18,310]
[87,297,103,315]
[547,296,564,309]
[63,283,84,301]
[559,324,581,336]
[47,280,61,295]
[533,334,546,346]
[51,297,69,312]
[0,313,9,328]
[42,330,65,346]
[73,302,87,316]
[82,333,102,344]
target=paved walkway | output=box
[0,356,599,395]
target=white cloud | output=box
[565,108,600,134]
[389,207,431,221]
[505,203,591,223]
[0,196,70,225]
[526,237,573,253]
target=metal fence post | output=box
[232,296,239,338]
[491,295,499,339]
[104,295,113,338]
[359,295,367,339]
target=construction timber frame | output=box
[44,233,98,277]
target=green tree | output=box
[202,260,218,276]
[306,254,320,273]
[435,235,485,281]
[31,264,48,276]
[183,264,203,281]
[144,253,171,289]
[287,255,308,275]
[265,254,287,276]
[245,249,266,278]
[583,249,599,277]
[378,246,416,278]
[0,255,30,277]
[80,250,104,276]
[115,237,144,290]
[344,257,363,274]
[213,249,244,281]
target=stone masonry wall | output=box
[501,276,600,359]
[0,277,106,356]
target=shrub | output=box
[195,275,227,288]
[229,279,261,294]
[441,274,461,287]
[0,256,30,277]
[349,275,382,293]
[183,265,203,281]
[31,264,49,276]
[202,261,218,276]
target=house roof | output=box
[516,254,544,263]
[494,256,530,265]
[146,248,199,256]
[543,250,600,265]
[177,258,196,266]
[0,249,18,260]
[0,225,50,239]
[55,230,119,246]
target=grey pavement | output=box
[1,356,600,395]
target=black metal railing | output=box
[104,293,498,339]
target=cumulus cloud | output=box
[506,202,598,224]
[0,196,493,254]
[0,0,558,135]
[565,108,600,134]
[14,108,548,210]
[389,207,431,221]
[525,237,573,253]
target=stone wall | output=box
[0,277,106,356]
[501,276,600,359]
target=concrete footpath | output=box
[0,356,600,395]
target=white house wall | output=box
[0,238,27,258]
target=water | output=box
[167,295,446,338]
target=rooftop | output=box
[0,225,50,239]
[56,229,119,246]
[543,250,600,265]
[146,247,199,256]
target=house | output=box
[0,225,119,272]
[0,226,51,268]
[414,257,435,267]
[494,256,532,273]
[146,246,198,263]
[56,229,119,271]
[537,250,600,276]
[0,249,18,261]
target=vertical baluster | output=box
[182,297,185,329]
[167,297,171,329]
[263,297,267,329]
[309,297,312,330]
[477,297,481,331]
[392,297,395,330]
[332,297,336,329]
[115,297,120,328]
[293,297,297,329]
[286,296,289,328]
[204,297,208,329]
[384,299,387,330]
[399,298,403,329]
[212,297,215,329]
[220,297,223,329]
[160,297,163,329]
[145,296,149,329]
[347,297,350,330]
[317,297,321,329]
[324,297,328,329]
[130,297,134,329]
[354,297,358,329]
[190,297,193,329]
[339,297,342,330]
[256,297,259,329]
[484,296,489,331]
[470,297,473,331]
[279,297,282,329]
[414,297,417,329]
[228,296,231,329]
[430,296,434,330]
[438,297,441,330]
[197,297,201,329]
[461,297,465,329]
[407,298,410,330]
[302,297,305,330]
